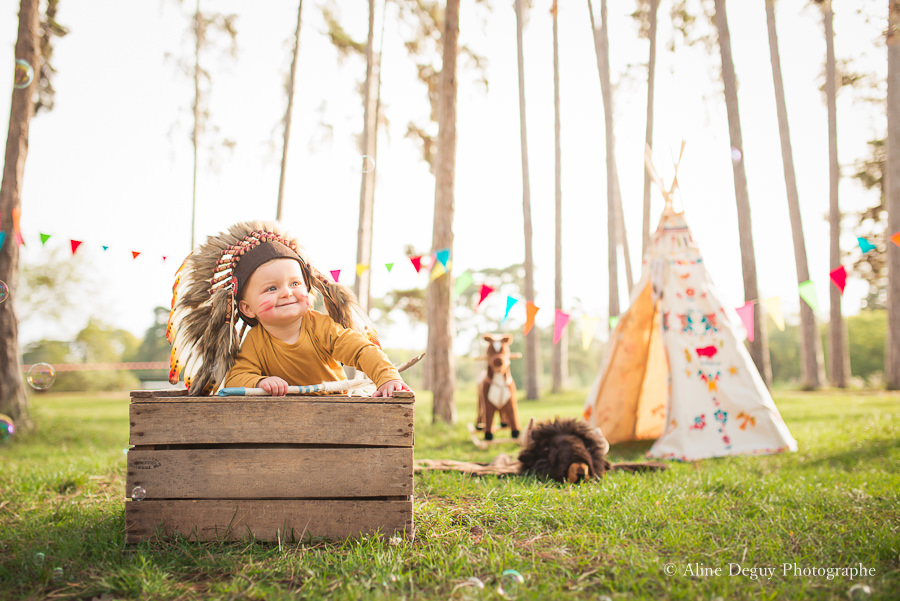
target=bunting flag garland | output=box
[857,237,876,253]
[553,310,571,344]
[11,208,23,246]
[609,316,619,330]
[329,269,341,282]
[735,301,755,342]
[798,280,819,312]
[891,231,900,247]
[524,301,539,335]
[761,297,785,331]
[829,265,847,294]
[436,248,450,268]
[453,271,473,296]
[356,263,369,277]
[131,251,141,260]
[502,296,518,323]
[385,263,394,272]
[582,316,599,350]
[477,284,494,308]
[40,233,51,245]
[430,261,446,280]
[410,256,423,273]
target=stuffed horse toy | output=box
[476,334,522,441]
[517,417,666,483]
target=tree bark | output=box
[642,0,658,257]
[713,0,772,386]
[276,0,303,222]
[822,0,847,387]
[427,0,459,423]
[0,0,40,429]
[765,0,824,389]
[551,0,568,393]
[354,0,379,313]
[887,0,900,389]
[515,0,539,400]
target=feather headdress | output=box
[167,220,375,395]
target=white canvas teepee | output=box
[583,203,797,461]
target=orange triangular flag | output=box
[132,251,141,260]
[891,230,900,248]
[524,301,540,335]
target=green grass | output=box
[0,387,898,600]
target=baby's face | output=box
[238,258,309,328]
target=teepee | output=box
[583,191,797,461]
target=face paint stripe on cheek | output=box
[258,300,275,314]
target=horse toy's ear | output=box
[594,426,610,456]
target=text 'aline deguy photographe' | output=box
[662,562,877,582]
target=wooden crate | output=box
[125,389,415,543]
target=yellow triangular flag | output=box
[356,264,369,277]
[582,316,599,350]
[761,297,785,331]
[430,261,447,280]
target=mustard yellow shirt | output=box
[224,309,401,390]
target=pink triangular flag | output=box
[890,230,900,248]
[329,269,341,282]
[477,284,494,308]
[70,240,83,255]
[131,251,141,260]
[410,256,423,273]
[553,310,570,344]
[735,301,755,342]
[829,265,847,294]
[524,301,540,335]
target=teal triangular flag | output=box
[502,296,518,323]
[102,245,109,251]
[40,233,51,245]
[857,237,876,253]
[0,232,5,250]
[436,248,450,268]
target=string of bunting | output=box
[5,226,899,348]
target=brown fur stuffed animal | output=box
[517,418,666,483]
[477,334,521,441]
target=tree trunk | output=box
[642,0,658,257]
[587,0,632,316]
[428,0,459,423]
[765,0,824,389]
[276,0,303,222]
[712,0,772,386]
[515,0,539,400]
[886,0,900,389]
[190,0,201,250]
[0,0,40,429]
[354,0,379,313]
[822,0,847,387]
[551,0,567,393]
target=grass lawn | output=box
[0,387,898,600]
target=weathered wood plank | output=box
[125,498,413,543]
[130,393,415,404]
[130,401,414,446]
[131,390,190,398]
[126,448,413,498]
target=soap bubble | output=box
[51,567,63,582]
[131,486,146,501]
[360,155,375,173]
[847,584,872,600]
[14,59,34,89]
[33,552,45,566]
[0,280,8,304]
[497,570,524,599]
[26,363,56,391]
[730,147,742,162]
[451,577,484,599]
[0,414,14,444]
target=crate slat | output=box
[125,498,413,543]
[127,448,412,499]
[130,401,414,446]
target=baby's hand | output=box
[258,376,289,396]
[373,379,411,398]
